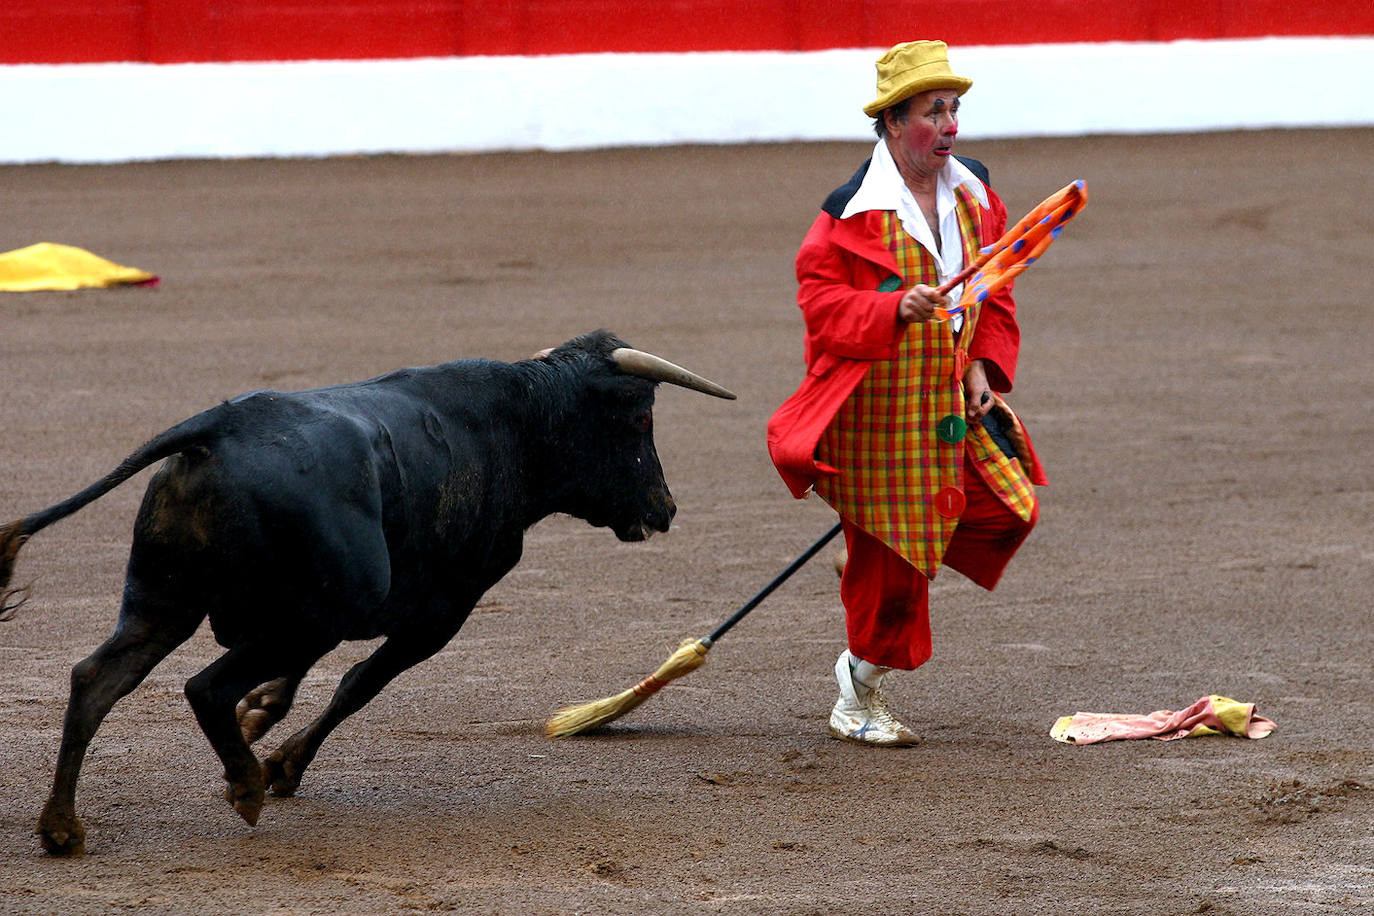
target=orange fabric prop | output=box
[936,179,1087,319]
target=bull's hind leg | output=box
[262,620,466,797]
[37,609,202,855]
[183,642,330,826]
[236,676,301,745]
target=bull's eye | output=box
[632,412,652,433]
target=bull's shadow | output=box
[0,329,734,855]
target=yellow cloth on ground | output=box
[0,242,157,291]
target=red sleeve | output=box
[966,185,1021,393]
[794,213,904,362]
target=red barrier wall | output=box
[3,0,1370,65]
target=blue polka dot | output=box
[1012,240,1025,253]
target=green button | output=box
[877,275,902,292]
[936,414,967,443]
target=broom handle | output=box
[705,522,844,645]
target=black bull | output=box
[0,330,734,855]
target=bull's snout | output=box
[615,489,675,542]
[654,492,677,530]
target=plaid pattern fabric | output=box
[966,418,1037,522]
[816,187,1032,575]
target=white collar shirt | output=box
[840,139,989,332]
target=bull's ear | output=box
[610,348,736,400]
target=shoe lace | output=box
[866,688,907,733]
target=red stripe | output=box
[632,674,665,697]
[2,1,1370,65]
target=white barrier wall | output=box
[2,37,1371,164]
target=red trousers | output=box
[839,453,1038,670]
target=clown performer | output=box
[767,40,1048,747]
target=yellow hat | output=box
[863,40,972,118]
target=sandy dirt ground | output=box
[0,129,1370,915]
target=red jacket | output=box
[766,162,1045,499]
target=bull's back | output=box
[129,371,528,639]
[129,393,396,639]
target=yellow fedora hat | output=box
[863,40,972,117]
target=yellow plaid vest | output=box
[815,186,1035,576]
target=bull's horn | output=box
[610,348,737,400]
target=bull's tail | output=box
[0,521,30,619]
[0,411,222,620]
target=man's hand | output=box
[963,358,993,421]
[897,284,949,324]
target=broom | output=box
[545,522,844,737]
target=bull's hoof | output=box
[36,811,86,857]
[237,707,275,746]
[262,752,302,798]
[236,679,292,745]
[223,772,265,826]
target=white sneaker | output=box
[828,652,920,747]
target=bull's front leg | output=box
[236,676,301,745]
[263,619,465,797]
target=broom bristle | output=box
[654,637,710,679]
[544,686,648,738]
[545,638,710,737]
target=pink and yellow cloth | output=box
[1051,695,1277,744]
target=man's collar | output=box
[840,139,988,219]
